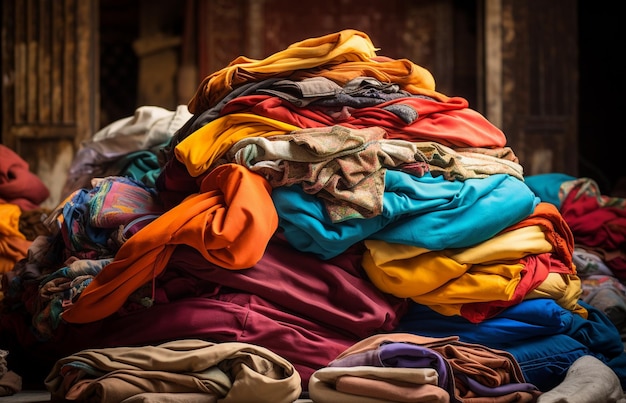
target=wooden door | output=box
[485,0,578,177]
[1,0,99,209]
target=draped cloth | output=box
[0,203,32,274]
[188,29,444,114]
[0,145,50,210]
[44,339,302,403]
[60,164,278,324]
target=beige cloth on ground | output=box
[45,339,301,403]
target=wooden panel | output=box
[196,0,248,78]
[195,0,478,102]
[259,0,458,95]
[498,0,578,177]
[1,0,99,208]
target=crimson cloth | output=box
[0,145,50,210]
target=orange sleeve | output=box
[61,164,278,324]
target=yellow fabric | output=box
[362,225,555,316]
[292,57,447,102]
[0,203,31,274]
[445,225,553,263]
[526,272,587,318]
[174,113,299,177]
[362,243,470,298]
[363,246,524,316]
[188,30,380,113]
[0,203,26,239]
[412,264,525,316]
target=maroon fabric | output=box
[560,190,626,277]
[1,295,354,391]
[1,234,406,391]
[161,234,407,338]
[155,157,202,209]
[0,145,50,210]
[104,296,357,391]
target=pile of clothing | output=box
[2,29,626,402]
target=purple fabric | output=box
[329,342,452,393]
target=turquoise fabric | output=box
[525,172,577,209]
[273,171,540,259]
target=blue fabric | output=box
[569,301,626,389]
[524,173,576,209]
[273,171,540,259]
[395,299,573,345]
[395,299,626,391]
[506,333,590,391]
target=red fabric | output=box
[161,234,407,339]
[0,296,353,392]
[5,234,398,391]
[221,94,507,148]
[460,253,555,323]
[156,157,205,209]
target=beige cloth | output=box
[0,370,22,396]
[120,392,217,403]
[309,366,446,403]
[45,339,301,403]
[0,348,22,396]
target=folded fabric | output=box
[328,333,540,402]
[396,299,626,391]
[396,299,572,345]
[189,29,390,113]
[309,366,444,403]
[44,339,301,403]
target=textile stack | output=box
[1,29,626,402]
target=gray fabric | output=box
[537,355,626,403]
